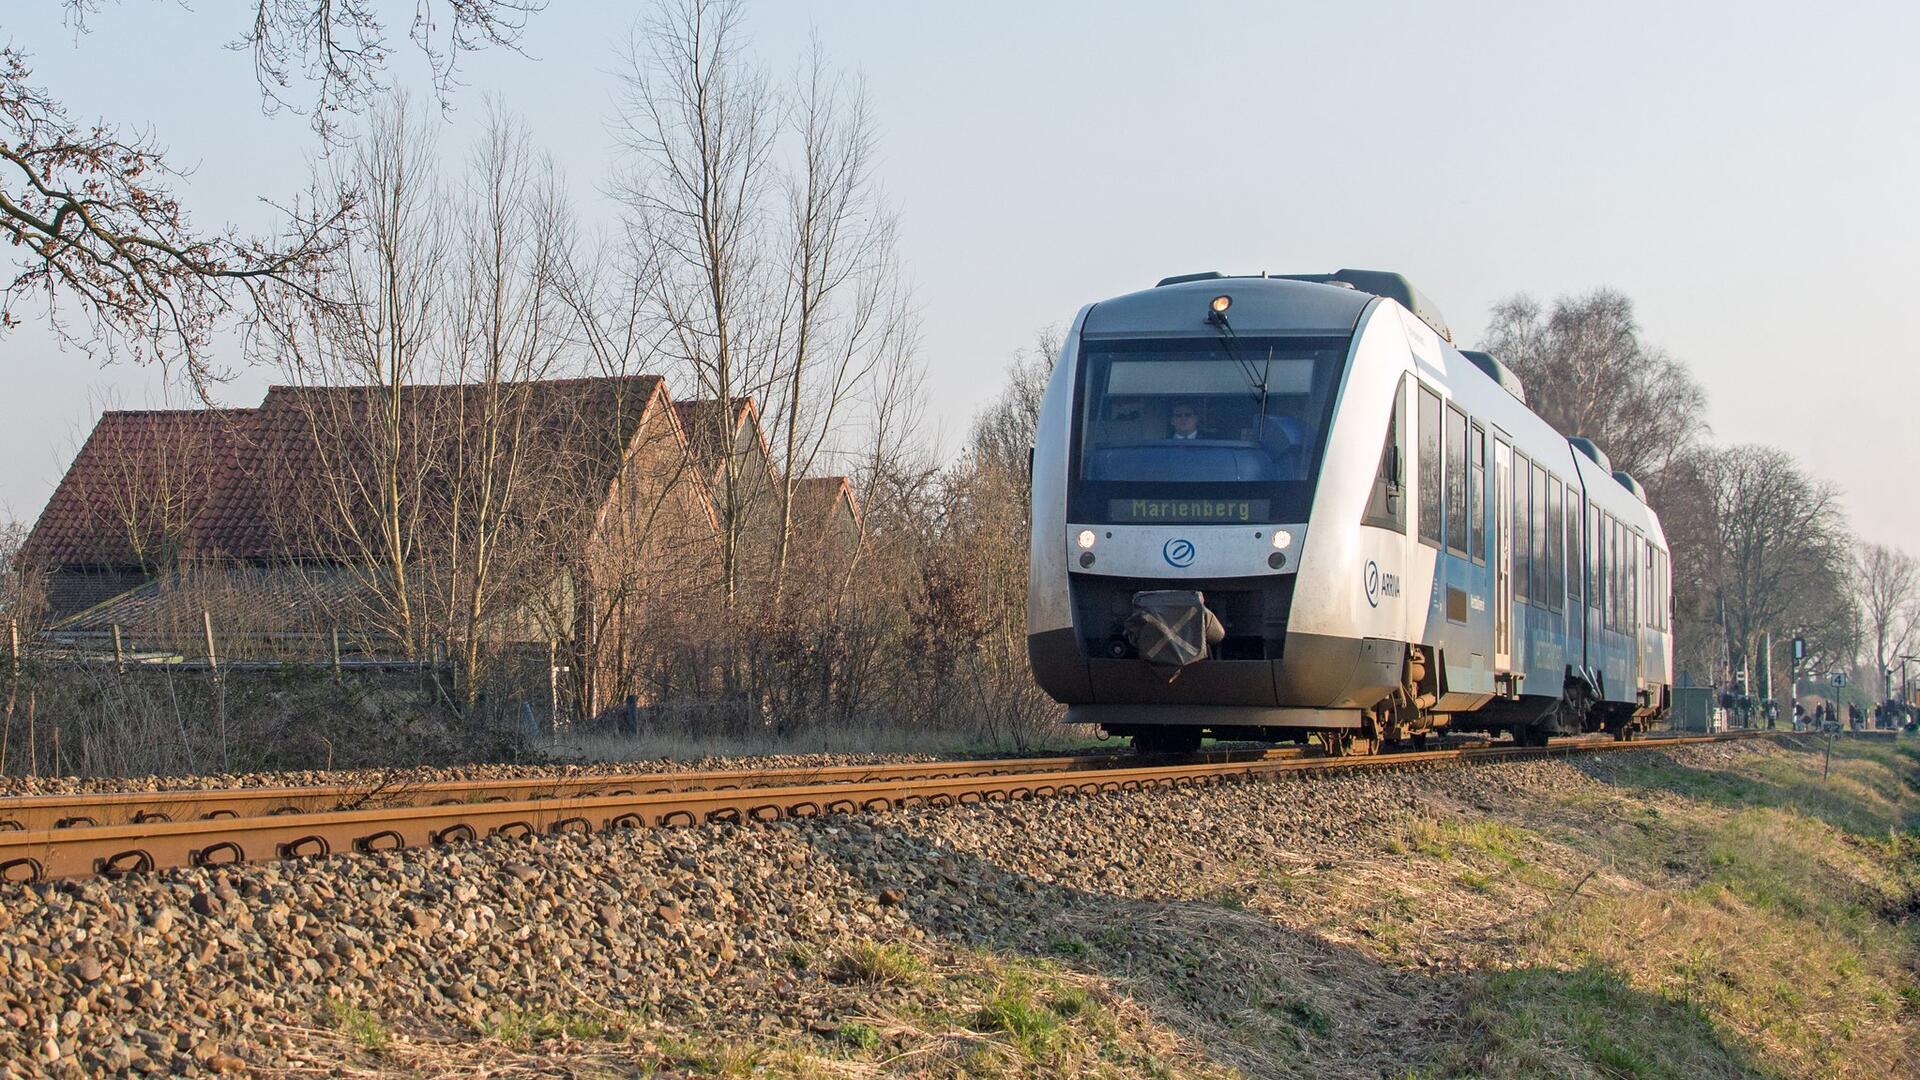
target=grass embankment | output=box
[1432,736,1920,1079]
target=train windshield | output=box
[1072,335,1347,524]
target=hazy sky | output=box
[5,1,1917,546]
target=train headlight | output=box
[1272,529,1294,550]
[1076,529,1098,550]
[1210,295,1231,314]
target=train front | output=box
[1026,277,1374,752]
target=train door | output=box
[1493,438,1512,672]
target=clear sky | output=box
[5,1,1917,546]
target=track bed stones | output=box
[0,740,1790,1075]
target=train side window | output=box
[1589,499,1605,611]
[1663,550,1672,630]
[1601,518,1612,632]
[1547,476,1564,612]
[1445,404,1467,557]
[1631,534,1643,629]
[1637,539,1647,629]
[1512,450,1531,604]
[1530,463,1548,608]
[1621,525,1632,632]
[1601,516,1613,631]
[1469,424,1486,565]
[1566,490,1583,605]
[1662,550,1671,630]
[1652,549,1661,630]
[1417,385,1442,548]
[1362,379,1406,532]
[1648,547,1656,630]
[1613,519,1626,633]
[1642,538,1652,629]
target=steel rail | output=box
[0,732,1773,883]
[0,747,1307,834]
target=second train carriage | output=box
[1026,270,1673,753]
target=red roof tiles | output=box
[22,409,256,568]
[23,376,668,568]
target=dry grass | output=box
[1434,738,1920,1079]
[264,948,1233,1079]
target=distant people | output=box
[1792,702,1804,731]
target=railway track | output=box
[0,746,1307,833]
[0,731,1775,883]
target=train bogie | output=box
[1027,271,1673,753]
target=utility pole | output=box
[1900,655,1918,726]
[1762,631,1773,711]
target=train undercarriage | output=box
[1099,643,1667,756]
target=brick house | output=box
[18,376,861,716]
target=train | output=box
[1026,270,1672,754]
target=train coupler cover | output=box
[1125,591,1226,676]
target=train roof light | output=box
[1210,295,1231,314]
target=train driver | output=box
[1168,401,1207,440]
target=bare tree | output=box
[1481,290,1707,485]
[9,2,544,381]
[1694,445,1855,696]
[56,0,546,135]
[968,326,1061,490]
[763,42,912,593]
[0,518,31,623]
[1855,542,1920,700]
[612,0,777,605]
[267,95,450,656]
[0,49,345,389]
[232,0,547,136]
[435,106,579,704]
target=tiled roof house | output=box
[20,377,863,709]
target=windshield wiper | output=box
[1207,307,1273,423]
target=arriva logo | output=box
[1364,560,1401,607]
[1162,538,1196,568]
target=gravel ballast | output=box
[0,740,1802,1076]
